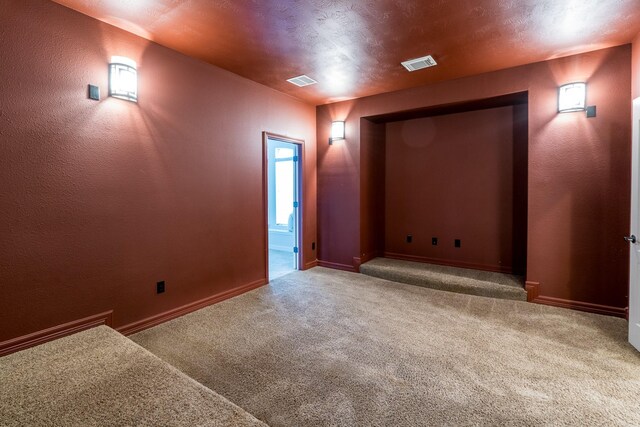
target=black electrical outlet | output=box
[88,84,100,101]
[312,241,316,250]
[156,281,165,294]
[455,239,461,248]
[406,235,413,243]
[432,237,438,246]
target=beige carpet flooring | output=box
[0,326,265,427]
[360,257,527,301]
[132,267,640,426]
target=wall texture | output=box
[317,45,631,315]
[384,107,524,274]
[0,0,316,345]
[358,118,386,267]
[634,32,640,99]
[316,101,359,271]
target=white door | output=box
[629,97,640,351]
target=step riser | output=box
[360,259,527,302]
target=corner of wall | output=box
[633,32,640,99]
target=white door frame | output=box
[629,97,640,351]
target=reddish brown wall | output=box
[384,106,525,274]
[359,119,386,266]
[0,0,316,344]
[318,45,631,313]
[512,104,529,275]
[316,101,359,271]
[634,33,640,99]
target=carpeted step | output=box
[360,257,527,301]
[0,326,266,427]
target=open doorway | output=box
[264,133,302,281]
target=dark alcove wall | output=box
[359,119,387,267]
[512,104,528,275]
[384,105,528,274]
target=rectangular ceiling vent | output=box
[401,55,437,72]
[287,75,317,87]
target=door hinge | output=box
[293,155,299,162]
[293,201,299,208]
[293,246,299,253]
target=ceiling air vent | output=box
[401,55,437,72]
[287,75,317,87]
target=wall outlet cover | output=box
[88,84,100,101]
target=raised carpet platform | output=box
[360,257,527,301]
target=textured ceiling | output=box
[51,0,640,105]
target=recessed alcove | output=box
[360,92,528,276]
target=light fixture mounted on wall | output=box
[109,56,137,102]
[558,82,595,117]
[558,82,585,112]
[329,121,345,145]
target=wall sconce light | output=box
[109,56,137,102]
[558,82,586,113]
[330,121,345,144]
